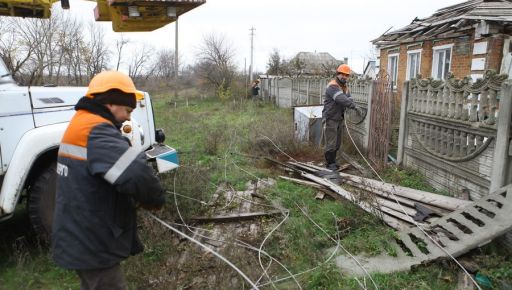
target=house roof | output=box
[290,51,343,75]
[294,52,340,65]
[372,0,512,47]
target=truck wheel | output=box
[28,162,57,243]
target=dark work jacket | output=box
[52,97,165,270]
[322,79,355,121]
[251,85,260,96]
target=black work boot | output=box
[327,163,339,171]
[325,151,338,171]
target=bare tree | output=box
[266,48,283,75]
[83,22,111,80]
[114,34,129,71]
[128,44,153,82]
[152,48,177,79]
[319,60,339,77]
[0,20,34,80]
[194,33,236,94]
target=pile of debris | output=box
[277,160,471,231]
[270,159,512,274]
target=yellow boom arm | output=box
[0,0,205,32]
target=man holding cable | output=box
[322,64,363,171]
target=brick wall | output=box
[451,36,473,78]
[487,35,505,72]
[377,29,506,93]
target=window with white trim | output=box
[406,50,421,80]
[387,53,399,88]
[432,44,452,80]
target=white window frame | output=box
[431,44,453,80]
[406,49,422,80]
[387,53,399,89]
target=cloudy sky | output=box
[67,0,465,74]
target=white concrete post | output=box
[277,79,280,107]
[397,81,410,165]
[290,79,294,108]
[490,81,512,192]
[363,81,374,150]
[306,79,310,105]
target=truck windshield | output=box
[0,59,14,83]
[0,60,10,77]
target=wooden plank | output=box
[300,172,409,230]
[190,210,283,223]
[338,172,472,211]
[340,152,373,177]
[288,161,322,172]
[380,212,410,231]
[377,198,417,217]
[343,179,420,207]
[278,176,323,189]
[292,161,448,212]
[379,206,415,224]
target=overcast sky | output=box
[66,0,465,74]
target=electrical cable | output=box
[147,212,260,289]
[295,203,378,290]
[168,220,300,289]
[261,135,381,288]
[343,119,482,290]
[166,190,208,205]
[260,135,298,163]
[256,210,300,290]
[168,163,298,288]
[255,213,342,288]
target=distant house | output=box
[289,52,347,76]
[372,0,512,93]
[363,60,377,79]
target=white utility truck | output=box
[0,58,173,241]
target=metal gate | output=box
[367,72,393,168]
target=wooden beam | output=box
[340,152,373,177]
[190,210,284,223]
[338,172,472,211]
[279,175,323,189]
[300,172,409,230]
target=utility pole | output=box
[244,57,247,99]
[249,27,255,84]
[175,17,179,101]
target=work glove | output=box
[137,190,166,211]
[138,202,164,211]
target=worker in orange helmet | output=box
[322,64,363,171]
[52,71,165,290]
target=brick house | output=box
[372,0,512,95]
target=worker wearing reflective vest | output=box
[52,71,165,290]
[322,64,362,171]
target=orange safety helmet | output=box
[86,71,144,100]
[336,64,351,75]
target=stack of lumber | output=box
[277,161,472,231]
